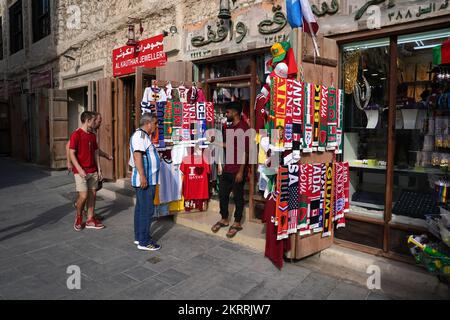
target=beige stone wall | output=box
[1,0,448,89]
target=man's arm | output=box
[95,149,102,180]
[70,149,86,178]
[98,149,113,160]
[133,151,148,189]
[66,142,73,171]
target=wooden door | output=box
[48,89,69,169]
[0,100,10,155]
[135,67,156,129]
[96,78,115,180]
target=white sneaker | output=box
[137,243,161,251]
[134,241,139,245]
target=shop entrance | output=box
[115,67,156,179]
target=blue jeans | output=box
[134,185,156,247]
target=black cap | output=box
[224,102,242,114]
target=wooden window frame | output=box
[32,0,51,43]
[9,0,23,55]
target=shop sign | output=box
[31,69,53,91]
[113,34,167,77]
[186,5,290,60]
[315,0,450,36]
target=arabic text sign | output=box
[113,35,166,77]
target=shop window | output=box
[9,0,23,54]
[391,29,450,225]
[32,0,51,43]
[342,38,390,220]
[209,57,252,79]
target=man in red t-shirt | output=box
[211,102,250,238]
[69,111,104,231]
[66,113,113,220]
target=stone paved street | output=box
[0,157,448,300]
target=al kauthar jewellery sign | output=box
[113,34,167,77]
[185,5,290,60]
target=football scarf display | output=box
[265,78,344,155]
[327,87,338,150]
[271,162,350,240]
[291,80,303,159]
[319,86,329,152]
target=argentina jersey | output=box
[129,129,160,187]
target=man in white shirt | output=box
[129,113,161,251]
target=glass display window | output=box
[342,38,390,220]
[391,29,450,226]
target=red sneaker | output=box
[74,215,83,231]
[86,219,105,230]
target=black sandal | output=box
[211,222,229,233]
[226,226,243,238]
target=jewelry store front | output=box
[321,1,450,262]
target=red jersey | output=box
[180,155,210,200]
[262,193,291,270]
[69,128,98,174]
[223,120,250,174]
[255,93,269,131]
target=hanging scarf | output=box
[164,101,173,144]
[326,87,338,150]
[196,102,207,147]
[156,102,166,148]
[276,165,290,241]
[288,164,300,234]
[171,102,183,144]
[322,163,334,238]
[302,83,313,153]
[275,76,287,151]
[285,80,294,150]
[291,80,303,159]
[298,164,312,236]
[313,84,321,150]
[319,85,329,152]
[335,89,345,155]
[182,103,191,143]
[309,163,323,231]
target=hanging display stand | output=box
[287,31,339,260]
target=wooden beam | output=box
[249,56,257,222]
[206,74,252,84]
[303,55,338,68]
